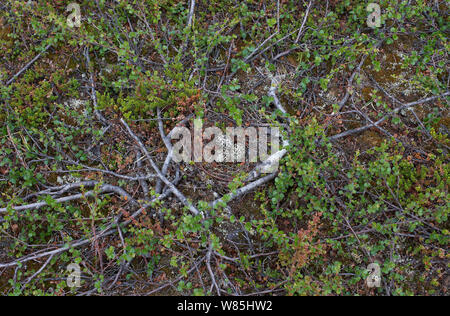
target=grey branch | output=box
[84,46,109,126]
[156,107,174,194]
[211,173,278,208]
[0,189,172,269]
[0,182,137,214]
[6,44,52,86]
[187,0,196,28]
[121,118,201,216]
[330,92,450,141]
[295,0,314,44]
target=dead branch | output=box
[120,118,201,216]
[295,0,314,44]
[0,182,137,214]
[20,254,54,291]
[211,172,278,208]
[206,242,221,296]
[187,0,196,29]
[329,92,450,141]
[5,44,51,86]
[84,46,109,126]
[156,107,173,194]
[0,186,174,269]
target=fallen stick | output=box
[155,114,193,194]
[187,0,196,29]
[0,189,172,269]
[156,108,173,194]
[329,92,450,141]
[5,44,52,86]
[246,77,290,181]
[0,182,137,214]
[295,0,314,44]
[84,46,109,126]
[6,125,28,169]
[20,254,54,291]
[206,242,221,296]
[121,118,201,216]
[146,257,205,295]
[211,172,278,208]
[333,40,384,113]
